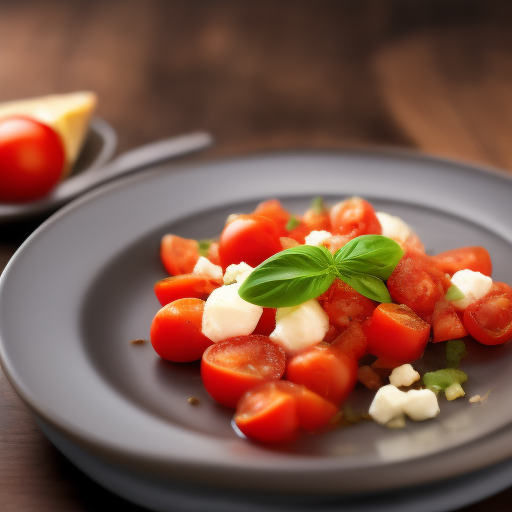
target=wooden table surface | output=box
[2,1,512,510]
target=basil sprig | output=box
[238,235,403,308]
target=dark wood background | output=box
[2,1,512,510]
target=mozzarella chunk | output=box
[376,212,413,242]
[269,299,329,353]
[389,364,420,387]
[450,269,493,309]
[201,283,263,342]
[193,256,223,281]
[304,230,333,246]
[402,389,440,421]
[369,385,407,425]
[223,262,253,285]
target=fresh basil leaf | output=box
[337,269,392,303]
[286,215,301,231]
[445,284,465,302]
[334,235,403,280]
[238,245,336,308]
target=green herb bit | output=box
[286,215,301,231]
[198,238,215,257]
[446,339,467,369]
[445,284,465,302]
[310,196,326,215]
[423,369,468,400]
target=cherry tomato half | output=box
[154,273,221,306]
[201,335,286,408]
[329,197,382,238]
[160,234,200,276]
[253,198,291,236]
[150,298,213,362]
[218,214,282,270]
[431,247,492,277]
[0,116,65,202]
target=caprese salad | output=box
[148,197,512,443]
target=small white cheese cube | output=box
[304,230,333,246]
[402,389,440,421]
[201,283,263,342]
[193,256,223,281]
[368,385,407,425]
[376,212,413,242]
[269,299,329,353]
[223,262,253,285]
[389,364,421,388]
[450,269,493,309]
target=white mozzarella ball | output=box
[368,385,407,425]
[450,269,493,309]
[304,230,333,246]
[193,256,223,281]
[402,389,440,421]
[376,212,413,241]
[389,364,421,388]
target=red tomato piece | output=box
[357,365,384,391]
[150,298,213,363]
[218,214,282,270]
[463,283,512,345]
[0,116,65,202]
[154,273,221,306]
[287,222,312,244]
[431,247,492,277]
[291,384,339,432]
[329,197,382,238]
[387,251,451,322]
[302,201,331,232]
[160,234,200,276]
[252,307,276,336]
[366,303,431,363]
[206,241,221,266]
[432,300,468,343]
[318,279,378,331]
[253,198,291,236]
[234,382,299,443]
[201,335,286,408]
[330,321,368,361]
[286,345,358,405]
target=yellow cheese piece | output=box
[0,91,97,175]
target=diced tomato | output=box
[318,279,378,331]
[292,384,339,432]
[366,303,431,363]
[253,198,291,236]
[286,344,358,405]
[432,300,468,343]
[302,199,331,232]
[387,251,451,322]
[357,365,383,391]
[218,214,283,270]
[329,197,382,238]
[150,298,213,363]
[252,307,276,336]
[206,241,221,266]
[201,335,286,408]
[154,273,221,306]
[322,235,353,253]
[160,234,200,276]
[287,222,312,244]
[463,282,512,345]
[329,321,368,361]
[431,247,492,277]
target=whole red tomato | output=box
[0,116,65,202]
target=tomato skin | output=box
[160,234,200,276]
[286,345,358,405]
[329,321,368,361]
[150,298,213,362]
[201,335,286,408]
[463,283,512,345]
[366,303,431,363]
[329,197,382,238]
[432,300,468,343]
[387,251,451,322]
[252,307,276,336]
[218,214,283,269]
[154,273,221,306]
[431,247,492,277]
[253,199,291,236]
[303,204,331,232]
[318,279,377,331]
[0,116,65,202]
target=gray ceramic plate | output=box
[1,150,512,497]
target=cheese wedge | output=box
[0,91,97,175]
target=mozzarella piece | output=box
[389,364,421,388]
[0,91,97,174]
[376,212,413,242]
[304,230,333,246]
[402,389,440,421]
[369,385,407,425]
[223,262,253,285]
[269,299,329,353]
[201,283,263,342]
[450,269,493,309]
[193,256,223,281]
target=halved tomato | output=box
[431,247,492,277]
[160,234,200,276]
[154,273,221,306]
[329,197,382,238]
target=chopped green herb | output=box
[445,284,465,302]
[198,238,215,257]
[446,339,467,369]
[285,215,301,231]
[423,368,467,400]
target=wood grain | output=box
[2,1,512,510]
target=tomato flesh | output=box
[201,335,286,408]
[160,234,200,276]
[150,298,213,362]
[329,197,382,238]
[431,247,492,277]
[154,273,221,306]
[432,300,468,343]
